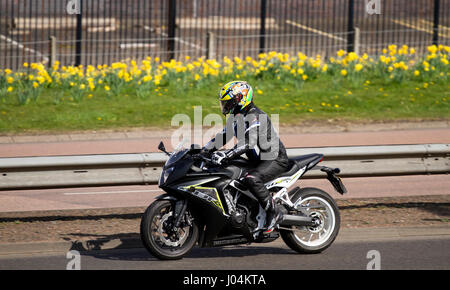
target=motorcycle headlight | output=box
[159,167,174,185]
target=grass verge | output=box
[0,76,448,134]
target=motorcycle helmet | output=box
[218,81,253,115]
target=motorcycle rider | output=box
[201,80,290,231]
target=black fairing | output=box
[160,151,238,246]
[164,179,231,247]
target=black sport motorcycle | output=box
[140,141,347,260]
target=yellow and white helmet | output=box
[218,81,253,115]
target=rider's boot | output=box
[264,198,284,232]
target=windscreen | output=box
[164,140,188,167]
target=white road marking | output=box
[0,34,49,62]
[285,20,346,42]
[63,189,162,195]
[119,43,157,49]
[392,19,449,39]
[419,19,450,38]
[142,25,205,51]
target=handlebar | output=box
[193,153,213,164]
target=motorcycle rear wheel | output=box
[140,199,199,260]
[280,187,340,254]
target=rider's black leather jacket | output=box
[204,103,289,166]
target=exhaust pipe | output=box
[280,214,315,227]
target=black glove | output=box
[211,151,228,165]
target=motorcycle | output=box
[140,141,347,260]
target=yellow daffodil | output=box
[337,50,346,57]
[427,45,438,54]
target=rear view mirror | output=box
[158,141,170,156]
[158,141,166,152]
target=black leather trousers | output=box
[242,160,290,208]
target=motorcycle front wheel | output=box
[140,199,199,260]
[280,187,340,254]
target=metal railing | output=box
[2,28,447,71]
[0,144,448,190]
[1,0,449,69]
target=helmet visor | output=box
[220,98,237,115]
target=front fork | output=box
[172,199,189,229]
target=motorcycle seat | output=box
[290,153,323,169]
[278,154,323,178]
[278,160,300,177]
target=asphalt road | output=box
[0,236,448,270]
